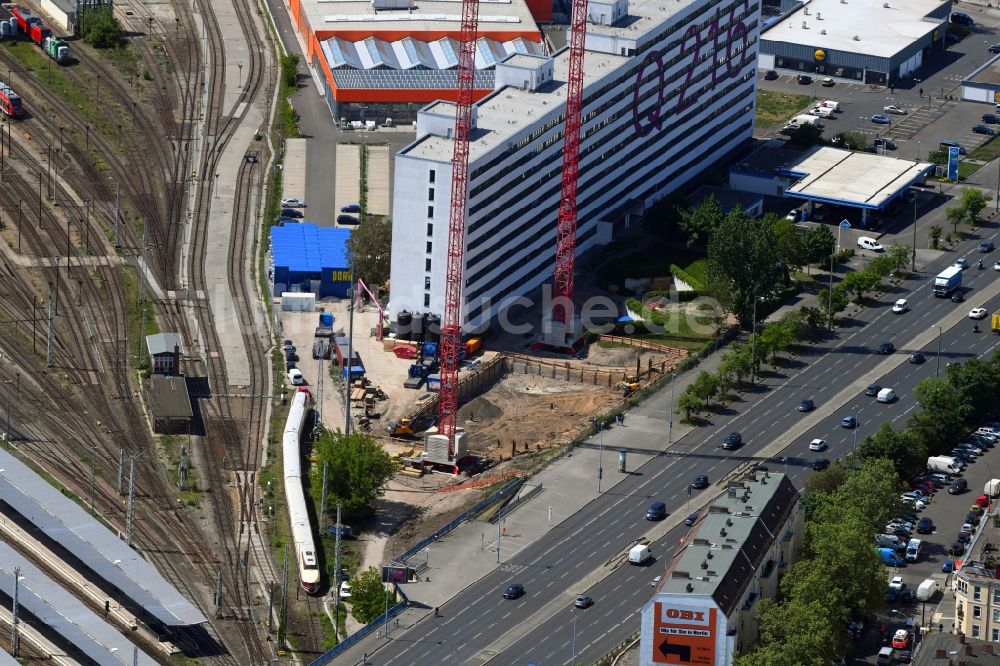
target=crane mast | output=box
[437,0,480,456]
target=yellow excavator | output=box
[618,374,640,397]
[386,418,416,438]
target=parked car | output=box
[337,215,361,225]
[973,124,996,135]
[280,197,306,208]
[683,511,700,526]
[819,77,834,86]
[951,12,975,26]
[884,105,907,115]
[989,44,1000,54]
[871,114,892,124]
[870,137,898,151]
[984,113,1000,124]
[941,140,968,156]
[764,70,779,80]
[901,588,915,603]
[917,517,934,534]
[340,203,362,213]
[942,559,955,573]
[280,208,304,219]
[797,74,812,84]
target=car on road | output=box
[952,291,965,303]
[645,501,667,521]
[955,257,969,269]
[871,114,892,124]
[970,308,988,319]
[973,124,997,135]
[917,517,934,534]
[280,198,306,208]
[798,399,814,412]
[651,575,662,587]
[884,105,907,115]
[809,438,828,451]
[684,511,700,526]
[950,541,966,556]
[820,77,835,86]
[691,475,709,490]
[993,259,1000,270]
[889,575,904,590]
[340,203,362,213]
[910,352,925,364]
[842,415,858,428]
[990,44,1000,54]
[984,113,1000,124]
[980,241,995,253]
[892,629,910,649]
[892,298,909,313]
[573,595,593,608]
[280,208,304,219]
[942,559,954,573]
[962,522,975,534]
[878,342,895,355]
[722,432,742,450]
[813,457,831,471]
[966,513,980,526]
[949,477,969,494]
[797,74,812,84]
[865,383,881,397]
[503,584,525,599]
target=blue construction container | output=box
[342,354,365,381]
[270,224,352,297]
[421,342,438,359]
[426,374,441,392]
[320,312,334,327]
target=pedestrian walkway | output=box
[366,145,391,216]
[334,144,361,220]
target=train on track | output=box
[0,82,21,117]
[283,388,321,594]
[7,6,70,64]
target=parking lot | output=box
[846,425,1000,664]
[758,6,1000,164]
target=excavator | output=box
[617,374,641,398]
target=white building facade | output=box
[389,0,762,329]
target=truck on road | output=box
[934,265,963,297]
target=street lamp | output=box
[571,615,577,663]
[750,296,765,384]
[852,415,860,466]
[343,203,362,435]
[667,374,675,445]
[934,325,942,378]
[596,419,605,493]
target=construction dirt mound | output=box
[463,373,620,458]
[457,395,504,424]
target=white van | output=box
[905,538,922,562]
[821,100,840,112]
[287,368,305,386]
[877,388,896,403]
[788,114,824,128]
[811,106,834,118]
[917,578,939,601]
[628,544,652,565]
[858,236,885,252]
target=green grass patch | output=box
[755,90,812,128]
[595,241,703,286]
[120,267,160,368]
[680,258,708,286]
[958,161,982,180]
[969,136,1000,162]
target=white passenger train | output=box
[283,389,320,594]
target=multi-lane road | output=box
[359,233,1000,666]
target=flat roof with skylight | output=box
[764,0,946,58]
[300,0,539,35]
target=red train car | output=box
[0,83,22,118]
[9,5,50,45]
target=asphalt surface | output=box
[352,222,1000,666]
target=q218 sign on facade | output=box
[650,602,718,665]
[633,1,750,136]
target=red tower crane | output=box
[436,0,480,456]
[551,0,589,338]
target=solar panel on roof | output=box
[0,448,206,627]
[0,541,159,665]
